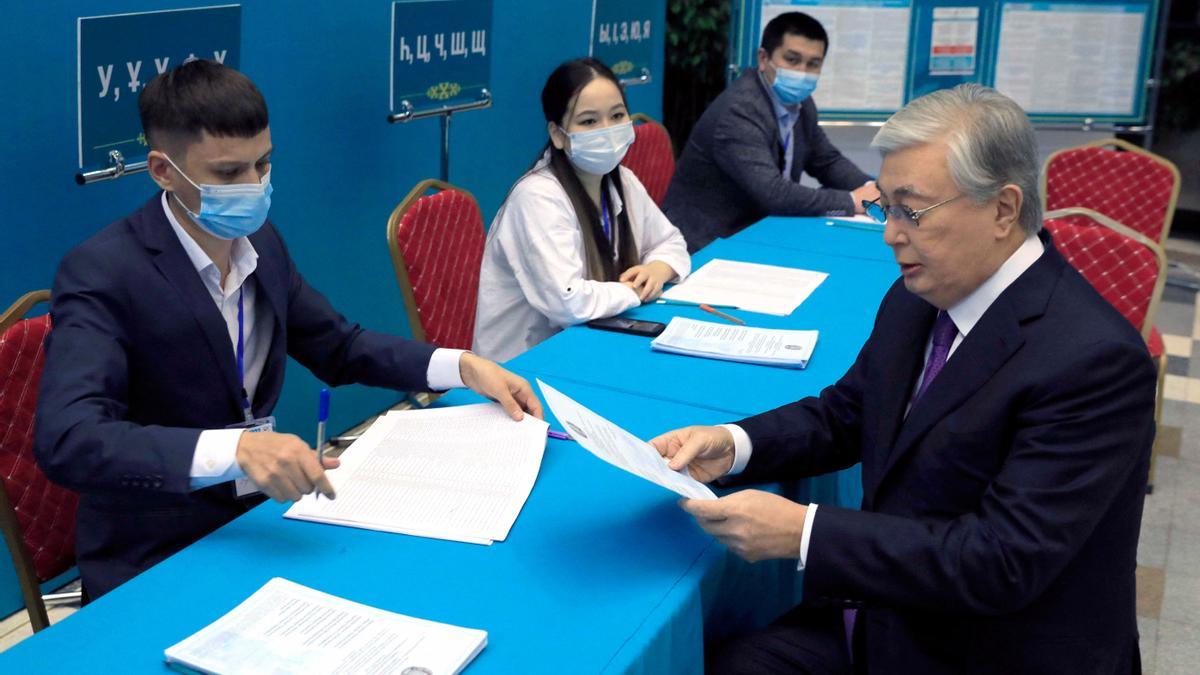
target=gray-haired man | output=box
[652,84,1154,673]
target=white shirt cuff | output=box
[426,348,467,390]
[190,428,247,490]
[720,424,753,476]
[796,503,819,570]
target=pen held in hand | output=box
[316,388,330,500]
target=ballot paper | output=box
[285,403,548,544]
[660,259,828,316]
[651,317,818,369]
[537,380,716,501]
[164,577,486,675]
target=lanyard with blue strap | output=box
[236,287,253,423]
[229,284,272,498]
[600,191,612,243]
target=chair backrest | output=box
[1042,137,1181,244]
[0,290,78,630]
[387,180,486,350]
[621,113,675,206]
[1044,207,1167,340]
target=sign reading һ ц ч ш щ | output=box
[590,0,656,82]
[77,5,242,170]
[390,0,493,113]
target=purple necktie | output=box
[913,311,958,403]
[843,312,958,658]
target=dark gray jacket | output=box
[663,70,871,252]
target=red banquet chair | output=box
[1042,137,1181,245]
[621,113,676,206]
[386,179,486,351]
[1043,207,1168,488]
[0,290,80,632]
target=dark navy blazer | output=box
[35,194,436,599]
[732,231,1155,673]
[663,69,872,252]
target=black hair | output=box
[536,57,638,282]
[138,59,268,151]
[761,12,829,56]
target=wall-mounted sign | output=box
[390,0,493,113]
[77,5,241,169]
[590,0,656,83]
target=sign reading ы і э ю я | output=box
[77,5,242,170]
[590,0,655,81]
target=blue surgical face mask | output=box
[564,121,636,176]
[771,67,819,105]
[164,155,273,240]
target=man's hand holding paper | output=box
[649,425,736,483]
[679,490,808,563]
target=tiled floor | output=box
[1138,236,1200,674]
[0,579,80,652]
[2,242,1200,671]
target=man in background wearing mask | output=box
[663,12,879,252]
[35,60,542,601]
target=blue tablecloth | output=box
[0,383,819,674]
[1,218,899,673]
[725,216,893,263]
[508,238,898,419]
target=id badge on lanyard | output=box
[226,415,275,497]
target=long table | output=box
[1,217,897,673]
[508,238,899,419]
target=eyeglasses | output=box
[863,194,964,227]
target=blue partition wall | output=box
[0,0,664,616]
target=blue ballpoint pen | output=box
[316,388,330,500]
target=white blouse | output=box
[473,160,691,362]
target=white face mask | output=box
[563,121,635,175]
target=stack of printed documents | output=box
[164,578,487,675]
[538,380,716,501]
[650,317,819,369]
[660,258,828,316]
[285,403,548,544]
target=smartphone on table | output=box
[586,317,666,337]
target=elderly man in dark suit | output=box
[662,12,879,252]
[652,83,1155,673]
[35,60,541,600]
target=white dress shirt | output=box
[472,158,692,362]
[723,233,1045,568]
[162,193,467,490]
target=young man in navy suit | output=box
[653,84,1155,673]
[35,60,542,600]
[662,12,879,252]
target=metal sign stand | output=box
[387,89,492,182]
[76,149,148,185]
[619,67,652,88]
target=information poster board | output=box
[390,0,493,114]
[743,0,1158,124]
[590,0,657,82]
[993,2,1150,118]
[77,5,241,170]
[906,0,994,99]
